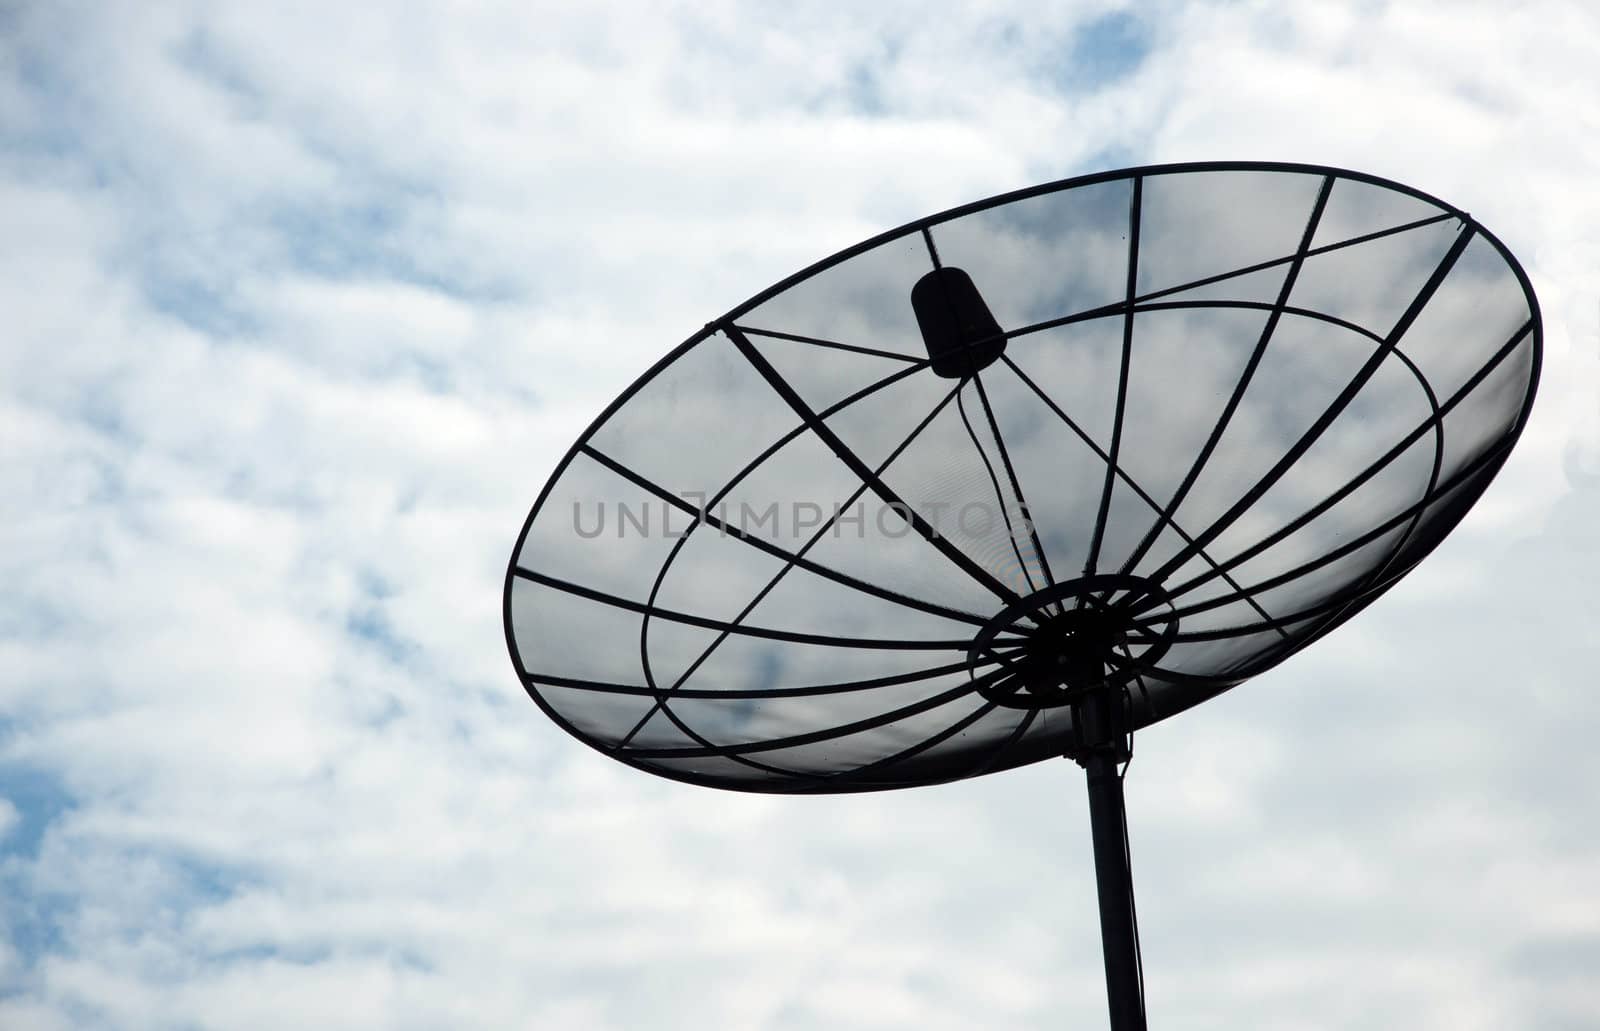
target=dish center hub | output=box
[966,575,1179,710]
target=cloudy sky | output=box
[3,2,1598,1028]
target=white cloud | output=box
[1,1,1597,1028]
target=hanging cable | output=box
[953,382,1043,595]
[1117,676,1147,1022]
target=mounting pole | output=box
[1074,687,1146,1031]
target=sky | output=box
[1,1,1598,1028]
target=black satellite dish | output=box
[504,162,1540,1029]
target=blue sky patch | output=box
[1056,11,1153,91]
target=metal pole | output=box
[1071,682,1146,1031]
[1084,750,1145,1031]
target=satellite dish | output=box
[503,162,1541,1029]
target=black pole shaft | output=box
[1085,752,1146,1031]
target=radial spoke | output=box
[1138,224,1477,591]
[966,705,1042,778]
[1083,175,1142,587]
[1154,582,1383,641]
[623,376,1003,752]
[524,649,1024,700]
[643,382,965,695]
[515,568,988,651]
[728,322,1023,605]
[991,209,1458,351]
[582,444,992,629]
[609,353,945,769]
[1148,432,1517,628]
[1117,175,1332,578]
[621,355,938,706]
[921,225,943,269]
[733,324,925,364]
[817,693,1006,787]
[624,666,1012,760]
[1002,354,1289,639]
[1138,320,1528,612]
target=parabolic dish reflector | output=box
[504,162,1540,793]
